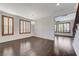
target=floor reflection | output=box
[0,36,76,56]
[20,41,36,56]
[3,47,14,56]
[54,36,76,55]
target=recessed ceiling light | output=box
[56,3,60,6]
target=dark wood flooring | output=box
[0,36,76,56]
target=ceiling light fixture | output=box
[56,3,60,6]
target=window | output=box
[55,25,56,32]
[63,23,70,32]
[58,24,64,32]
[2,15,14,36]
[64,23,67,32]
[19,20,31,34]
[55,22,70,33]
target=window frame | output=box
[19,19,31,34]
[55,25,57,32]
[2,15,14,36]
[55,22,70,33]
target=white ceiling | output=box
[55,13,76,21]
[0,3,76,20]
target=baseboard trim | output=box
[32,36,54,41]
[0,36,32,44]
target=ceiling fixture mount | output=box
[56,3,60,6]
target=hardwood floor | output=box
[0,36,76,56]
[54,36,76,56]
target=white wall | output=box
[0,11,33,43]
[0,10,55,43]
[34,16,55,40]
[73,24,79,55]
